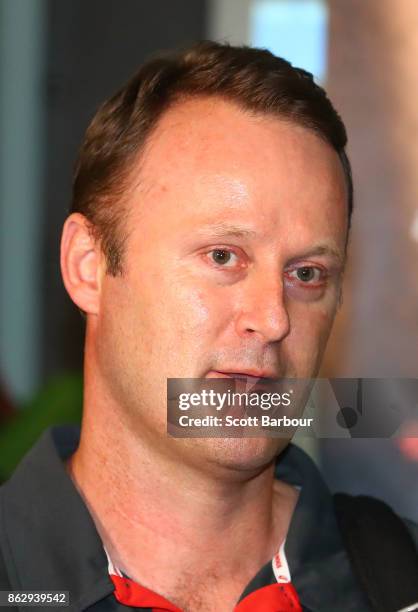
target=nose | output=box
[234,274,290,344]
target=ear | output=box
[60,213,104,315]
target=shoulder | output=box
[333,491,418,548]
[403,516,418,549]
[0,426,82,579]
[0,485,14,588]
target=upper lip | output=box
[212,369,279,379]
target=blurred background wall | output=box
[0,0,417,517]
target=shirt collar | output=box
[1,425,369,612]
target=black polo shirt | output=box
[0,425,373,611]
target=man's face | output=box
[93,97,348,472]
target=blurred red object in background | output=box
[0,379,16,426]
[397,420,418,462]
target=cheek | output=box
[137,273,218,356]
[168,284,226,353]
[93,284,146,403]
[98,278,135,349]
[176,285,211,327]
[287,302,337,362]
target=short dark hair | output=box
[71,40,353,275]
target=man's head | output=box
[61,41,350,474]
[70,40,352,276]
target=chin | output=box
[192,436,289,478]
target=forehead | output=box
[128,96,348,242]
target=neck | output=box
[67,369,298,606]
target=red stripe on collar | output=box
[110,574,183,611]
[110,574,302,611]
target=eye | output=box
[209,249,238,267]
[287,266,324,284]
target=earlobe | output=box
[60,213,103,315]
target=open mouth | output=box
[206,370,278,393]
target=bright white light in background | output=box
[250,0,328,82]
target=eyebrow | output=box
[287,245,344,266]
[194,223,258,239]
